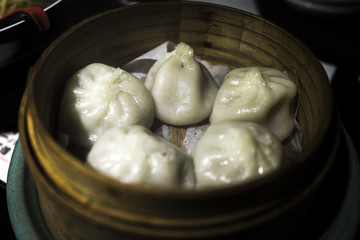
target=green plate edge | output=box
[6,140,53,240]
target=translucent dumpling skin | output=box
[58,63,154,150]
[192,121,283,188]
[210,67,297,141]
[145,42,219,126]
[87,126,196,189]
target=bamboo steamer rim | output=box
[20,90,341,238]
[19,92,341,240]
[24,1,336,198]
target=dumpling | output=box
[87,126,196,189]
[192,121,283,188]
[145,42,219,126]
[210,67,297,141]
[58,63,154,150]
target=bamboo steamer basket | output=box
[19,1,340,239]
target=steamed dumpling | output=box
[58,63,154,150]
[145,42,219,126]
[192,121,283,188]
[87,126,196,189]
[210,67,297,141]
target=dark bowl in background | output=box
[0,0,125,131]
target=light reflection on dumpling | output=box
[210,67,297,141]
[145,42,218,126]
[58,63,154,150]
[87,126,196,189]
[192,121,283,188]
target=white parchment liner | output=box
[122,41,302,161]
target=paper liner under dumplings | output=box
[123,41,302,161]
[59,41,302,162]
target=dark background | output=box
[1,0,359,239]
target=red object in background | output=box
[0,7,50,31]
